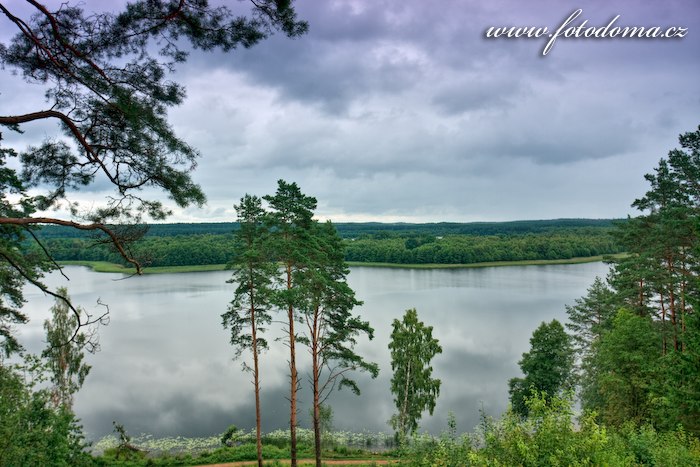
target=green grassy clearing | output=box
[59,261,228,274]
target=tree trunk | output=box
[669,295,677,351]
[400,360,411,438]
[312,306,322,467]
[249,274,263,467]
[660,293,667,355]
[667,256,678,351]
[638,279,644,312]
[253,346,263,467]
[680,260,688,352]
[287,265,298,467]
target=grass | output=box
[60,254,626,275]
[59,261,228,274]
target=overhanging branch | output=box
[0,216,142,273]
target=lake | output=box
[17,262,609,441]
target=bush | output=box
[477,393,634,466]
[397,413,472,467]
[621,424,700,466]
[0,361,93,467]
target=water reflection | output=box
[18,263,609,440]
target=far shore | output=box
[59,254,624,275]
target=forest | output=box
[35,218,618,239]
[31,219,623,268]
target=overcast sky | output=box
[3,0,699,223]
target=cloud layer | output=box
[2,0,699,222]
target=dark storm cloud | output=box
[176,0,698,189]
[187,1,509,115]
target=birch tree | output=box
[42,287,91,410]
[389,308,442,439]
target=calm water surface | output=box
[18,262,609,440]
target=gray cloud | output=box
[3,0,700,223]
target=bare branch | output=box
[0,216,142,273]
[0,250,85,346]
[23,226,70,281]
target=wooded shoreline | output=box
[59,254,625,274]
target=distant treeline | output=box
[32,219,624,267]
[344,231,620,264]
[36,218,620,239]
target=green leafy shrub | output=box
[476,392,634,466]
[0,360,93,467]
[621,424,700,466]
[397,413,472,467]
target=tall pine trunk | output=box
[666,256,679,351]
[680,259,688,352]
[660,293,667,355]
[311,305,322,467]
[249,273,263,467]
[286,265,298,467]
[253,342,263,467]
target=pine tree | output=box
[222,194,276,467]
[565,277,618,410]
[264,180,317,467]
[299,221,378,467]
[610,126,700,352]
[575,125,700,432]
